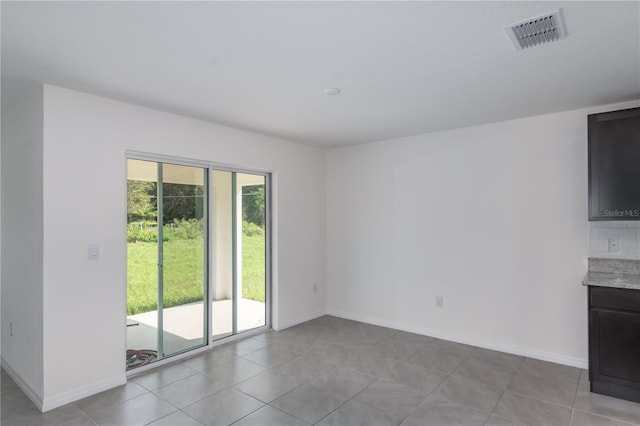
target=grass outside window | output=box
[127,233,266,315]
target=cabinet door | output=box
[590,308,640,385]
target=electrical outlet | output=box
[435,296,444,308]
[10,322,14,337]
[608,239,620,253]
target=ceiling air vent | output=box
[504,9,566,51]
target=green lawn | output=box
[127,235,266,315]
[241,233,266,303]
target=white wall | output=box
[326,100,640,368]
[3,84,326,410]
[5,82,637,409]
[1,86,45,404]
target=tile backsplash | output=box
[589,221,640,260]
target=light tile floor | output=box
[3,316,640,426]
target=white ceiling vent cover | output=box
[504,9,566,51]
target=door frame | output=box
[125,151,272,376]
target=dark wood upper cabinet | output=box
[588,107,640,221]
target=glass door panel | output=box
[237,173,266,333]
[211,171,267,340]
[126,159,208,370]
[160,163,208,357]
[211,170,234,340]
[126,159,159,367]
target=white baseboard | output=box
[41,374,126,412]
[325,309,588,370]
[2,357,126,412]
[274,310,325,331]
[1,357,44,410]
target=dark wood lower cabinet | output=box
[589,286,640,403]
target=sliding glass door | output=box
[127,157,269,370]
[126,159,208,369]
[211,171,267,340]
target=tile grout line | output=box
[222,400,265,426]
[484,359,521,421]
[568,407,576,426]
[573,407,640,426]
[309,374,382,425]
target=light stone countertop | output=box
[582,258,640,290]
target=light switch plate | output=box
[88,244,100,260]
